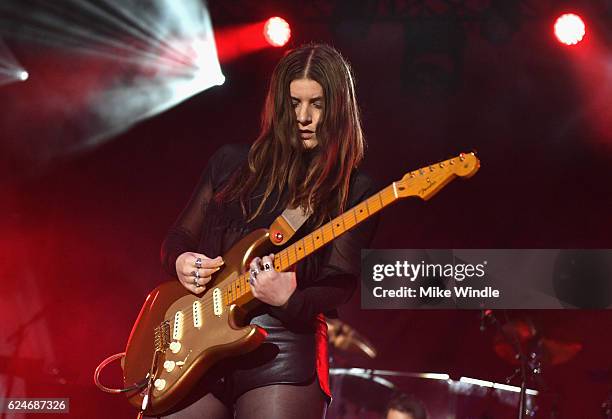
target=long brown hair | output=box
[217,43,365,227]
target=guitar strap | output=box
[269,206,312,246]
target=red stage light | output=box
[554,13,586,46]
[264,17,291,47]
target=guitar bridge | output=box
[154,320,171,352]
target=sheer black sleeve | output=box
[269,172,380,325]
[160,145,236,277]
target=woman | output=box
[159,43,379,418]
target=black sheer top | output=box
[160,143,379,327]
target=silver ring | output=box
[250,268,259,278]
[263,263,272,271]
[249,274,256,286]
[194,277,201,287]
[192,270,200,279]
[195,257,203,269]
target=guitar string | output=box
[169,154,469,326]
[172,207,373,325]
[155,157,470,337]
[170,187,398,326]
[171,174,469,326]
[169,186,399,326]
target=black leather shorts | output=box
[211,313,318,405]
[161,312,317,414]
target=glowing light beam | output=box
[0,0,224,161]
[0,36,28,86]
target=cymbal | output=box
[537,337,582,366]
[493,323,582,367]
[498,319,537,343]
[493,319,535,364]
[326,318,377,359]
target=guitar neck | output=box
[272,184,398,271]
[221,184,399,308]
[219,151,480,308]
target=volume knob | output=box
[169,341,181,354]
[163,360,176,372]
[154,379,166,391]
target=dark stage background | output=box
[1,1,611,418]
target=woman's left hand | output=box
[249,254,296,307]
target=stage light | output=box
[191,38,226,87]
[264,17,291,47]
[554,13,586,46]
[0,0,224,156]
[0,36,27,86]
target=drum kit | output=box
[325,313,610,419]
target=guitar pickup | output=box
[193,301,203,329]
[173,311,184,340]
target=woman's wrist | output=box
[278,288,295,309]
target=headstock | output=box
[393,152,480,201]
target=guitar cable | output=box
[94,352,148,394]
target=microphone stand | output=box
[480,310,531,419]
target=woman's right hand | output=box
[175,252,224,294]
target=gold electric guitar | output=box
[121,153,480,415]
